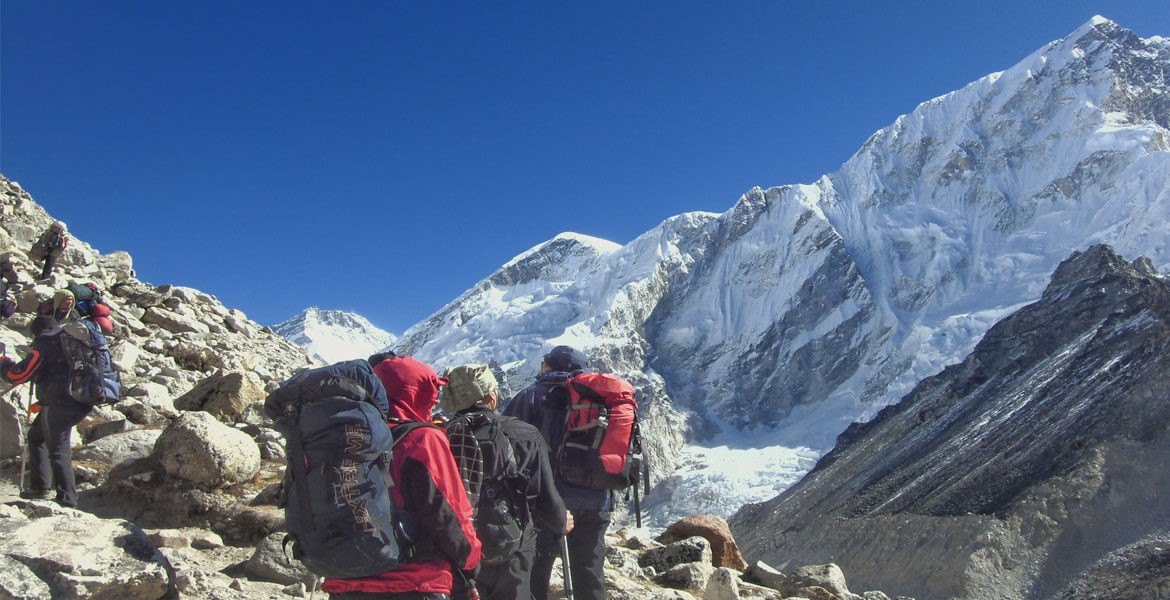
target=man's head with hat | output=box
[541,345,588,374]
[441,363,500,413]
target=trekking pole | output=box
[632,461,643,529]
[17,384,34,493]
[560,536,574,600]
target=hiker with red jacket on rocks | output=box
[322,354,482,600]
[0,315,93,507]
[502,345,609,600]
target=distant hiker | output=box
[31,221,69,280]
[0,316,93,507]
[0,252,19,320]
[320,354,482,600]
[442,364,572,600]
[502,345,609,600]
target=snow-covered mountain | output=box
[272,307,397,365]
[395,16,1170,527]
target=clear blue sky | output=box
[3,1,1168,332]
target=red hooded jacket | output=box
[322,356,482,595]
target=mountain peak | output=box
[272,307,397,364]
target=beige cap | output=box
[440,363,499,412]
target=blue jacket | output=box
[502,370,611,512]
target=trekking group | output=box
[265,344,645,600]
[2,233,121,509]
[2,222,645,600]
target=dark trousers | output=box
[27,402,91,507]
[531,510,609,600]
[39,254,57,280]
[455,545,532,600]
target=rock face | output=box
[731,245,1170,599]
[154,412,260,489]
[0,501,174,599]
[173,371,268,423]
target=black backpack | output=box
[59,319,121,405]
[444,412,527,565]
[265,360,418,579]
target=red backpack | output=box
[556,372,642,490]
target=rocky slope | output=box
[731,245,1170,600]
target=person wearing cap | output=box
[502,345,610,600]
[32,221,69,281]
[442,364,572,600]
[0,315,93,507]
[322,354,482,600]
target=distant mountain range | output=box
[276,16,1170,530]
[271,307,397,365]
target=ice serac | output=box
[272,307,397,364]
[731,245,1170,599]
[394,17,1170,528]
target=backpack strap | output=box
[282,405,315,533]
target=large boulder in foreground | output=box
[0,501,174,599]
[153,412,260,489]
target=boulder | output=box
[75,428,163,469]
[704,567,742,600]
[745,561,854,599]
[111,340,145,373]
[142,307,210,335]
[0,554,52,599]
[153,412,260,489]
[1,392,27,460]
[174,371,267,423]
[657,561,714,591]
[658,514,749,571]
[244,532,315,585]
[639,536,712,574]
[95,250,134,282]
[0,501,174,599]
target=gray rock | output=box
[110,340,144,373]
[640,536,712,574]
[0,503,172,599]
[142,306,210,335]
[84,418,134,442]
[174,371,267,423]
[704,567,741,600]
[244,532,314,585]
[153,411,260,488]
[0,392,27,460]
[76,428,163,469]
[0,554,52,599]
[658,561,714,591]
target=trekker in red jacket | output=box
[322,355,482,600]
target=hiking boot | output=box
[19,489,53,501]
